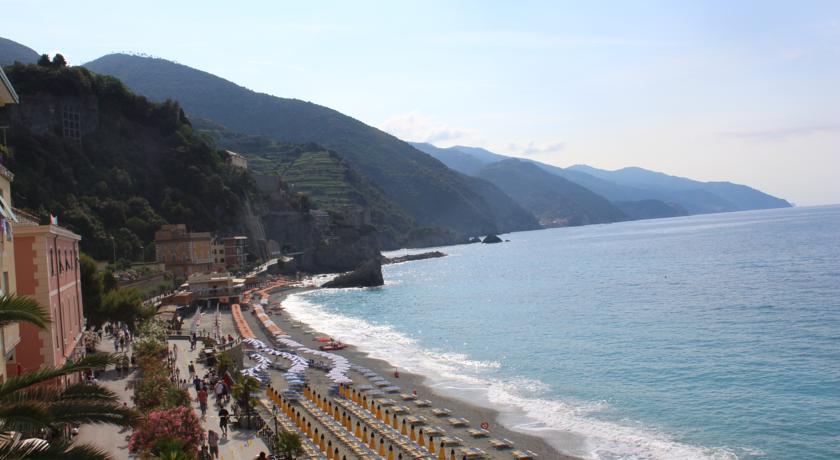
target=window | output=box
[1,271,7,296]
[49,249,54,275]
[62,106,81,140]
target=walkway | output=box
[169,338,271,460]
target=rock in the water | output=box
[466,236,482,244]
[323,258,384,288]
[382,251,446,265]
[482,234,503,244]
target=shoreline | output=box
[267,286,584,460]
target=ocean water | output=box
[282,206,840,460]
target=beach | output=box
[249,286,581,460]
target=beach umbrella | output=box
[388,445,394,460]
[319,433,325,452]
[327,441,333,459]
[401,419,407,435]
[362,426,368,443]
[378,437,386,456]
[450,448,456,460]
[355,421,361,438]
[419,429,425,447]
[438,442,446,460]
[369,432,376,450]
[392,414,398,429]
[410,425,416,442]
[429,435,436,454]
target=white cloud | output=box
[505,141,565,156]
[379,112,475,144]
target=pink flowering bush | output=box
[129,406,204,457]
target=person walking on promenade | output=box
[218,407,229,437]
[188,361,196,377]
[198,387,208,418]
[207,429,220,459]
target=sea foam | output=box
[282,293,741,460]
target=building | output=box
[211,239,226,272]
[222,236,248,269]
[184,272,243,305]
[10,223,85,382]
[226,150,248,170]
[0,67,20,383]
[154,224,214,279]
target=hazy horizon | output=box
[3,0,838,205]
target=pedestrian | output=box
[215,380,225,406]
[194,376,202,391]
[207,429,220,459]
[198,387,208,418]
[218,407,229,437]
[255,452,268,460]
[188,361,196,377]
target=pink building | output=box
[8,224,84,381]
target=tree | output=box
[0,294,137,459]
[231,374,260,417]
[101,288,151,332]
[51,54,67,68]
[79,253,105,327]
[36,54,50,67]
[274,430,303,460]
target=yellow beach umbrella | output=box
[418,429,425,447]
[378,437,386,456]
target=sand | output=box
[253,286,583,460]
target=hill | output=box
[412,142,686,220]
[475,159,628,226]
[0,62,379,272]
[83,53,539,240]
[0,37,38,66]
[413,142,790,216]
[194,118,415,247]
[1,62,254,260]
[567,165,792,212]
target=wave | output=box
[281,293,745,460]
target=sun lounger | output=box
[392,405,410,414]
[431,408,452,417]
[447,417,469,427]
[511,450,539,460]
[466,428,490,438]
[401,393,417,400]
[415,399,432,407]
[384,385,401,393]
[488,438,514,449]
[458,447,488,458]
[440,436,464,446]
[376,398,397,406]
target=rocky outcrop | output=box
[382,251,446,265]
[322,258,384,288]
[482,234,503,244]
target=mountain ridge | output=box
[83,53,540,242]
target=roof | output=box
[0,67,19,106]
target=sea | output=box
[282,205,840,460]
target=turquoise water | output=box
[283,206,840,460]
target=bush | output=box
[129,406,203,457]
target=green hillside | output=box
[1,62,257,261]
[476,159,628,226]
[83,53,539,238]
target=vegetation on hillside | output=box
[84,54,540,238]
[1,62,255,261]
[476,159,628,227]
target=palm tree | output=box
[0,295,137,459]
[273,430,303,460]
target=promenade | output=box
[76,335,270,460]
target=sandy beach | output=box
[247,285,581,460]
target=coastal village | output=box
[0,63,549,460]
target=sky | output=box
[3,0,839,205]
